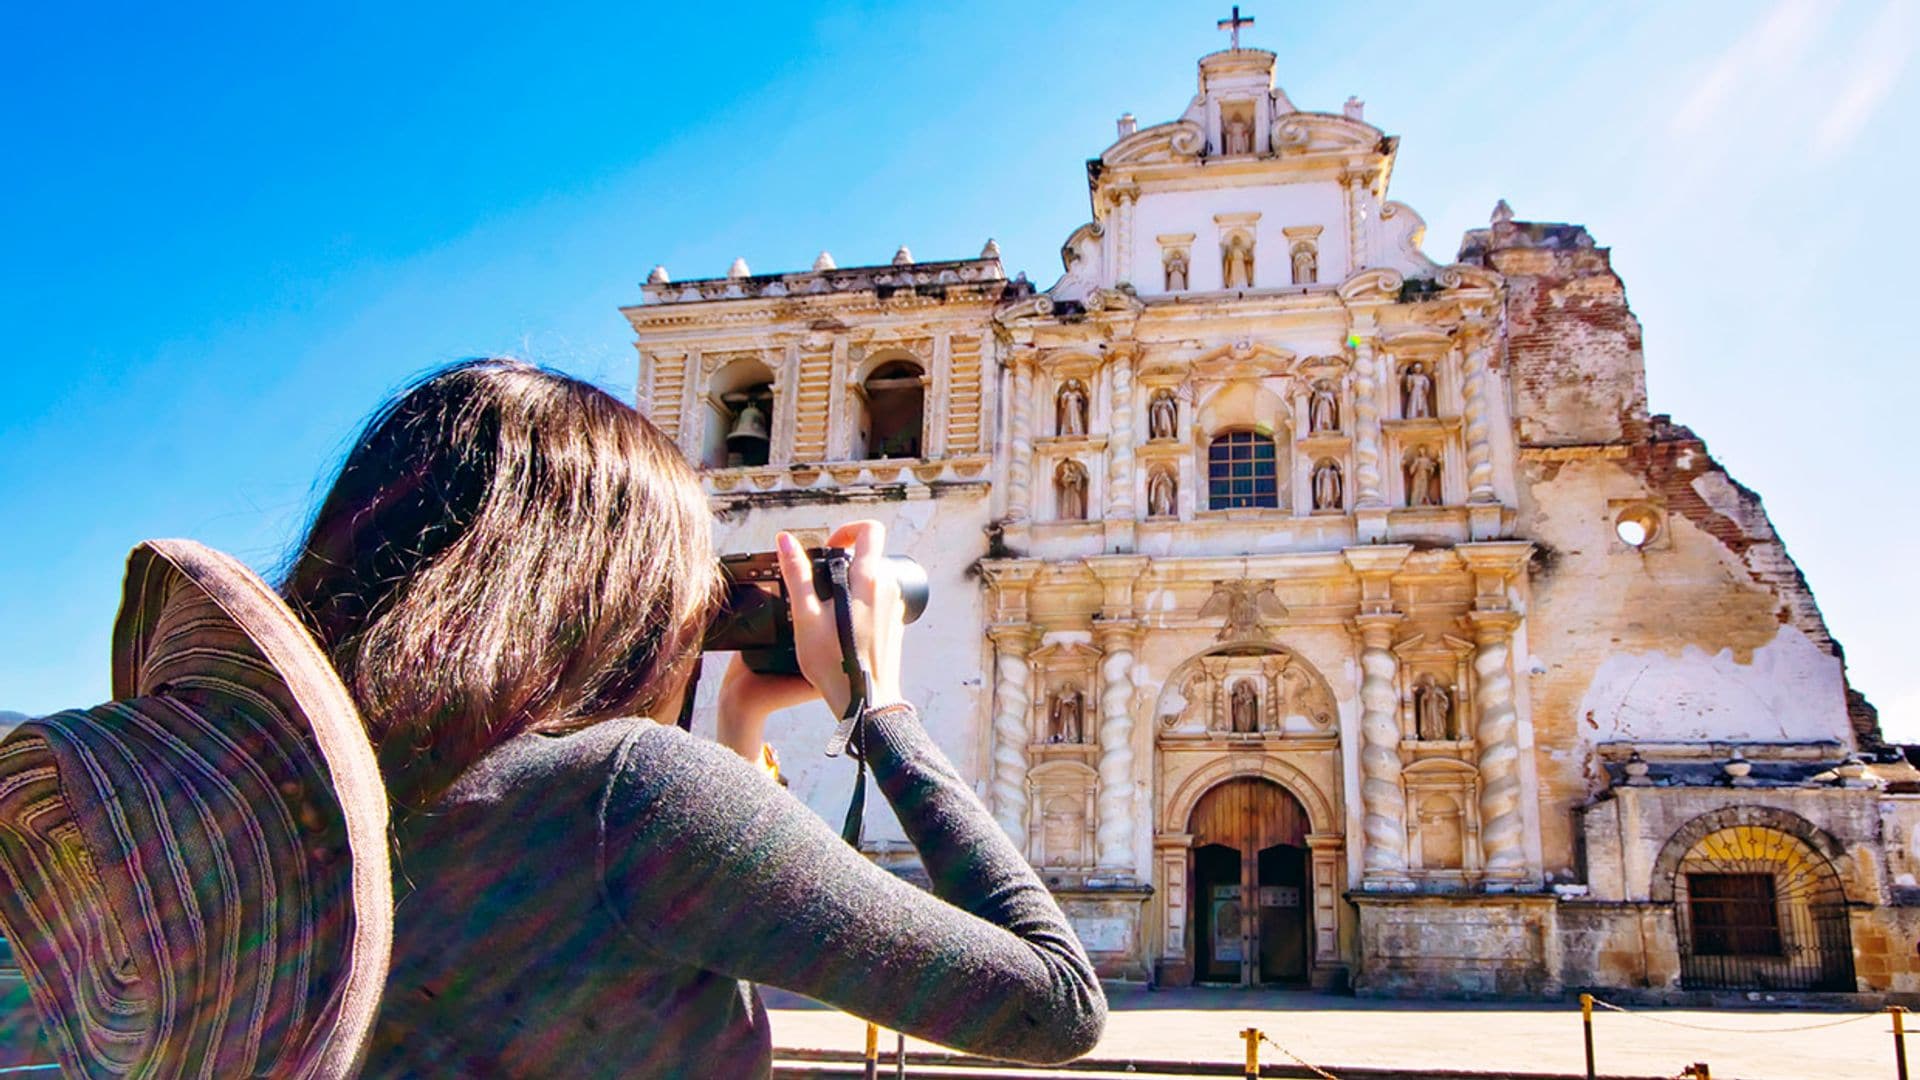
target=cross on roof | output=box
[1217,5,1254,50]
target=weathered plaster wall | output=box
[696,493,994,846]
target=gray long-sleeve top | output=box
[363,705,1106,1077]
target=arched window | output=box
[1207,431,1279,509]
[703,359,775,469]
[859,359,925,459]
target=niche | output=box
[858,359,925,459]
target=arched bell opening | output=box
[703,358,776,469]
[856,358,926,460]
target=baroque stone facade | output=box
[623,45,1913,998]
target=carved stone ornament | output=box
[1056,379,1089,437]
[1147,465,1177,518]
[1405,444,1442,507]
[1309,380,1339,433]
[1229,679,1260,734]
[1055,459,1089,520]
[1049,683,1086,744]
[1291,243,1317,285]
[1402,361,1435,419]
[1312,458,1343,511]
[1222,233,1255,289]
[1198,580,1287,642]
[1148,388,1179,439]
[1414,675,1454,740]
[1164,248,1189,292]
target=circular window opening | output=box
[1614,506,1659,549]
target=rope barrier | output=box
[1589,995,1879,1034]
[1257,1029,1344,1080]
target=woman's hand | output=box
[775,520,906,718]
[713,654,814,763]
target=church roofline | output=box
[630,254,1010,308]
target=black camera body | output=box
[703,549,930,675]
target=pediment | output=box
[1271,113,1387,157]
[1102,120,1207,167]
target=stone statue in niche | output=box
[1164,249,1189,292]
[1309,380,1339,433]
[1312,458,1343,511]
[1405,444,1442,507]
[1056,379,1088,437]
[1291,243,1317,285]
[1230,680,1260,734]
[1055,459,1088,520]
[1402,361,1435,419]
[1222,234,1254,289]
[1148,389,1178,440]
[1223,114,1253,156]
[1414,675,1453,741]
[1049,684,1086,744]
[1147,465,1177,518]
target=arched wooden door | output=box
[1187,778,1312,985]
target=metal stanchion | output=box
[894,1030,905,1080]
[863,1022,879,1080]
[1892,1005,1909,1080]
[1241,1027,1260,1078]
[1579,993,1595,1080]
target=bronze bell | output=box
[726,399,770,445]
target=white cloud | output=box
[1670,0,1828,136]
[1813,0,1916,155]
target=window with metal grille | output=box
[1207,431,1279,509]
[1688,873,1782,956]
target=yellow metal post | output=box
[1892,1005,1909,1080]
[1580,993,1595,1080]
[863,1022,879,1080]
[1241,1027,1260,1078]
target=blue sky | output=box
[4,1,1917,739]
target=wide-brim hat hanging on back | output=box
[0,540,392,1078]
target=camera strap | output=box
[818,549,872,846]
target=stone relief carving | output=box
[1223,113,1253,156]
[1405,444,1442,507]
[1147,465,1177,518]
[1055,459,1089,520]
[1229,679,1260,734]
[1148,388,1178,440]
[1290,242,1317,285]
[1049,683,1086,744]
[1312,458,1343,511]
[1039,792,1089,868]
[1164,248,1189,292]
[1415,793,1465,870]
[1198,580,1286,642]
[1414,675,1454,741]
[1401,360,1435,419]
[1309,380,1339,434]
[1056,379,1089,437]
[1222,234,1255,289]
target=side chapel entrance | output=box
[1189,777,1312,985]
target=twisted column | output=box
[1462,341,1497,503]
[1354,612,1407,883]
[1005,352,1035,520]
[1351,341,1386,507]
[1107,347,1136,523]
[1094,621,1138,870]
[987,625,1038,843]
[1473,612,1524,876]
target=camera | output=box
[704,548,930,675]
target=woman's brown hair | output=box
[282,358,719,807]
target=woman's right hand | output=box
[774,521,906,717]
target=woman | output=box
[281,359,1105,1077]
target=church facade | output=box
[622,45,1920,998]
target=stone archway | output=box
[1651,806,1856,992]
[1152,643,1345,988]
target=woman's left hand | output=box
[714,653,817,764]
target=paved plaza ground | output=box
[765,986,1900,1079]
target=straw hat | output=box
[0,540,392,1077]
